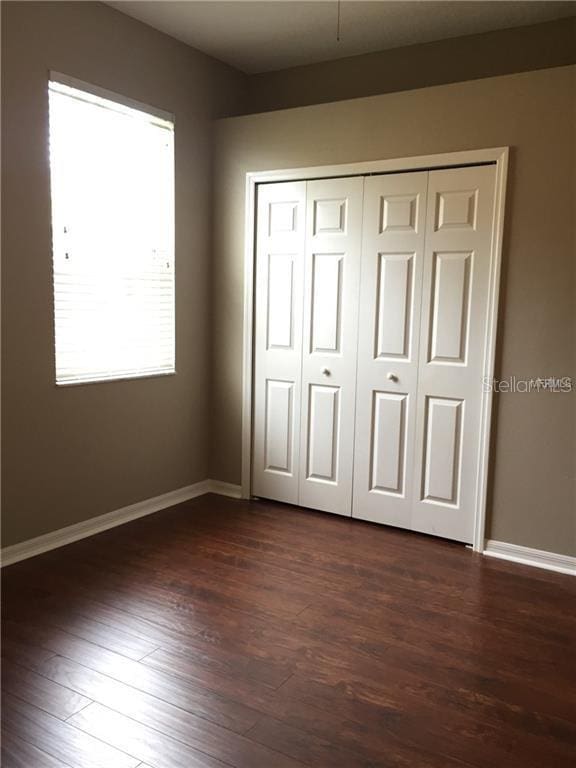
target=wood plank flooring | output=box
[2,493,575,768]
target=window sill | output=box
[55,370,177,387]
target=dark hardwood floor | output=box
[2,493,575,768]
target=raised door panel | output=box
[299,177,363,516]
[412,165,496,543]
[380,193,419,233]
[428,251,472,364]
[253,182,306,504]
[435,189,477,231]
[314,199,347,234]
[376,253,414,359]
[310,253,343,353]
[352,172,428,528]
[264,380,294,474]
[370,392,407,495]
[267,253,295,350]
[269,200,299,234]
[422,397,463,504]
[306,385,340,482]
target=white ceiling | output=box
[108,1,576,74]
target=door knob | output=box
[387,372,398,382]
[322,368,331,376]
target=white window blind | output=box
[48,77,175,385]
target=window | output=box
[48,75,175,385]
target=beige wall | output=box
[1,1,247,547]
[248,17,576,113]
[212,66,576,556]
[3,4,575,557]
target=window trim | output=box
[53,370,177,389]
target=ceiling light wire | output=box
[336,0,342,42]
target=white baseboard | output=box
[208,480,243,499]
[8,489,571,577]
[484,540,576,576]
[0,479,242,568]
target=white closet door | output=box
[352,172,429,527]
[412,165,497,543]
[252,182,306,504]
[298,177,363,515]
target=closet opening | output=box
[241,148,509,553]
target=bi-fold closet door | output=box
[354,165,496,543]
[252,165,497,544]
[252,177,363,513]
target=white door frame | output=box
[241,147,509,553]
